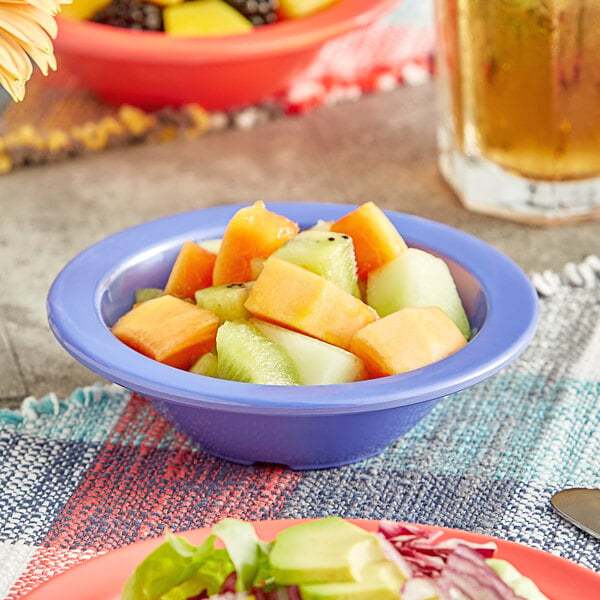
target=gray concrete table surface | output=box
[1,81,599,408]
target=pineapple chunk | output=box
[164,0,254,37]
[280,0,339,19]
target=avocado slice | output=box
[300,561,404,600]
[270,518,382,584]
[269,517,404,600]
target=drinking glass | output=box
[434,0,600,224]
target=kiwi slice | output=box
[195,281,254,324]
[216,321,299,385]
[251,319,367,385]
[273,229,360,297]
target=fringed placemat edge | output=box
[0,382,131,426]
[530,254,600,297]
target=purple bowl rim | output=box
[47,202,539,417]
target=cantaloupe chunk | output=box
[244,256,377,351]
[212,201,299,286]
[164,241,216,299]
[111,294,219,370]
[350,306,467,378]
[331,202,408,279]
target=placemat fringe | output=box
[0,382,129,425]
[531,254,600,297]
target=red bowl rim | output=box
[55,0,400,63]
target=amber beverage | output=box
[434,0,600,223]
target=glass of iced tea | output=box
[434,0,600,224]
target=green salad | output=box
[122,517,549,600]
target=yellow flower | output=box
[0,0,71,101]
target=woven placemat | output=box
[0,0,435,174]
[1,256,599,599]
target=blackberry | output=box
[92,0,164,31]
[224,0,280,26]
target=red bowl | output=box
[54,0,399,110]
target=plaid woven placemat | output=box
[0,0,434,174]
[1,256,599,599]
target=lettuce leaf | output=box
[161,548,236,600]
[213,518,271,592]
[121,519,270,600]
[121,531,234,600]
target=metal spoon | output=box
[550,488,600,540]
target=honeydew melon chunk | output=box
[250,257,265,280]
[189,351,218,377]
[195,282,254,324]
[135,288,164,304]
[215,320,299,385]
[163,0,254,37]
[269,517,389,585]
[273,229,360,297]
[251,318,367,385]
[366,247,471,339]
[309,219,333,231]
[197,238,222,254]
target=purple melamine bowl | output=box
[47,202,538,469]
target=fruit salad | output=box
[111,201,472,385]
[121,517,550,600]
[61,0,340,36]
